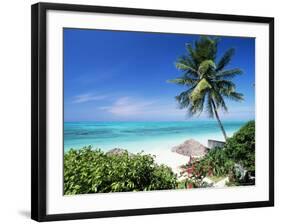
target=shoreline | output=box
[64,120,245,152]
[64,132,225,152]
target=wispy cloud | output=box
[99,97,154,116]
[73,93,108,103]
[99,96,184,118]
[98,96,254,121]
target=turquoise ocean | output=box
[64,120,247,153]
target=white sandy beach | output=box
[153,150,190,176]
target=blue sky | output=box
[64,28,255,122]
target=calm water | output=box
[64,120,246,152]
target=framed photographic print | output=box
[31,2,274,222]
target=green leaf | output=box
[216,48,235,72]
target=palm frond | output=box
[215,80,236,94]
[175,56,199,77]
[186,43,199,67]
[193,89,208,115]
[226,91,244,101]
[216,48,235,72]
[175,62,195,71]
[195,37,218,61]
[211,90,228,112]
[216,68,243,80]
[175,59,197,72]
[175,88,194,109]
[167,76,197,86]
[187,93,206,116]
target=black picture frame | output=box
[31,2,274,222]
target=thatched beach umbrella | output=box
[106,148,133,156]
[171,139,208,158]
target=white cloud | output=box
[73,93,107,103]
[99,97,153,116]
[99,96,184,118]
[98,96,254,121]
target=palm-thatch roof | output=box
[171,139,208,157]
[106,148,133,156]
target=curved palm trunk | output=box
[211,100,227,141]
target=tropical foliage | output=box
[224,120,255,173]
[180,121,255,187]
[169,36,244,140]
[64,146,177,195]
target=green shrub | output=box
[64,146,177,195]
[179,148,235,188]
[180,121,255,187]
[194,148,235,177]
[224,120,255,172]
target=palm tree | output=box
[169,36,243,141]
